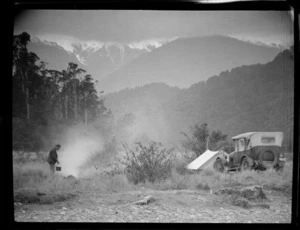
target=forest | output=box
[13,32,114,151]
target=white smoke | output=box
[55,125,104,178]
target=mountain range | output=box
[28,36,151,84]
[104,47,294,150]
[28,35,281,93]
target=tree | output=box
[181,123,209,157]
[208,130,228,151]
[47,69,65,120]
[13,32,40,122]
[12,32,113,152]
[181,123,231,158]
[79,74,100,125]
[59,62,86,122]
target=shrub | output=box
[196,183,210,191]
[121,141,176,184]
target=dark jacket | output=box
[47,149,58,164]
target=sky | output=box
[14,10,294,52]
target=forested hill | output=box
[105,47,294,150]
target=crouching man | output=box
[47,144,61,174]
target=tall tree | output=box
[13,32,40,122]
[79,74,104,125]
[62,62,86,122]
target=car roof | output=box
[231,132,283,140]
[232,132,257,140]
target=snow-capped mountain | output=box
[28,35,282,94]
[28,36,163,85]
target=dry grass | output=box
[143,160,293,195]
[13,159,137,204]
[13,162,50,190]
[13,153,293,205]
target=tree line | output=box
[13,32,112,151]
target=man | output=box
[47,144,61,174]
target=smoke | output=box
[117,108,171,148]
[56,124,104,178]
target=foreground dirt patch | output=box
[14,188,291,223]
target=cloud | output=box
[128,37,179,51]
[35,33,179,57]
[35,34,79,53]
[36,33,108,53]
[228,34,292,49]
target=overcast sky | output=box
[14,10,293,50]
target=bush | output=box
[196,183,210,191]
[121,141,176,184]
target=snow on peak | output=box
[75,54,87,65]
[128,37,178,51]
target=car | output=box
[213,132,286,172]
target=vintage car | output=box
[213,132,286,172]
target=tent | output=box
[186,149,223,170]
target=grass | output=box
[13,162,49,190]
[13,154,293,205]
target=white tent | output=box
[186,149,223,170]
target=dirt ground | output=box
[14,188,291,223]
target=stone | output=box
[134,196,155,205]
[214,185,267,201]
[231,197,251,209]
[253,203,270,209]
[240,185,267,201]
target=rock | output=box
[214,185,267,201]
[231,197,251,209]
[134,196,155,205]
[253,203,270,209]
[240,186,267,201]
[65,175,77,181]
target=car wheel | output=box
[241,157,250,171]
[213,158,224,172]
[258,149,279,169]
